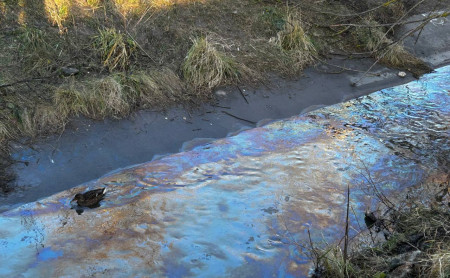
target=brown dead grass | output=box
[275,12,316,73]
[312,176,450,278]
[182,36,254,90]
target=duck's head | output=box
[71,194,84,203]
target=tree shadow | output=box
[0,0,46,27]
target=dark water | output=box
[0,66,448,277]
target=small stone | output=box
[398,71,407,78]
[61,67,79,76]
[215,90,227,97]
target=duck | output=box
[71,188,106,208]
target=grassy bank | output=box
[0,0,448,191]
[310,173,450,277]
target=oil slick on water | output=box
[0,65,449,277]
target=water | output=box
[0,66,449,277]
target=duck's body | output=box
[72,188,106,208]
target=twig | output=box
[236,85,249,104]
[221,111,256,124]
[360,162,396,209]
[0,75,55,91]
[343,184,350,276]
[212,104,231,109]
[125,31,156,64]
[314,56,381,76]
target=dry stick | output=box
[353,17,428,85]
[343,184,350,277]
[133,6,153,30]
[0,75,55,90]
[236,85,249,104]
[374,0,426,55]
[221,111,256,125]
[314,56,381,76]
[361,162,396,209]
[126,31,157,64]
[307,228,321,269]
[351,15,435,86]
[351,3,448,85]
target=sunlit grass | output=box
[113,0,145,17]
[44,0,71,32]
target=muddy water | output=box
[0,66,448,277]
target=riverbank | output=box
[1,64,448,276]
[1,1,450,210]
[312,172,449,278]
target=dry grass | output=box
[312,177,450,278]
[275,13,316,72]
[353,18,430,76]
[86,0,102,8]
[19,105,67,137]
[94,27,137,72]
[0,121,11,145]
[18,27,58,73]
[315,246,357,278]
[54,68,186,119]
[182,36,251,90]
[44,0,71,32]
[113,0,147,18]
[127,68,186,106]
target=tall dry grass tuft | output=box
[54,86,88,116]
[182,36,250,91]
[275,13,316,72]
[128,68,186,107]
[94,28,137,72]
[54,68,186,120]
